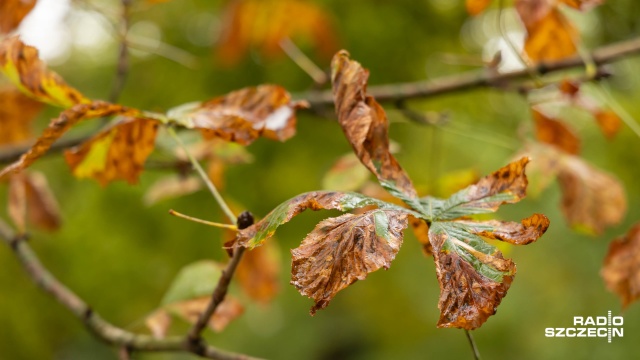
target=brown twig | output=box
[187,211,254,341]
[109,0,132,103]
[0,217,259,360]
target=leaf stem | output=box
[167,127,237,225]
[279,37,327,85]
[169,209,238,231]
[465,330,481,360]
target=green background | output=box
[1,0,639,359]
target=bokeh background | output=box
[1,0,639,359]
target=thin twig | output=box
[465,330,481,360]
[167,127,237,225]
[169,209,238,230]
[109,0,132,103]
[0,217,259,360]
[279,37,328,85]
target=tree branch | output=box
[0,217,260,360]
[108,0,132,103]
[299,36,640,106]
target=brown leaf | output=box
[291,209,408,315]
[0,101,137,180]
[217,0,338,65]
[64,117,159,186]
[331,50,417,201]
[560,0,604,10]
[601,224,640,309]
[8,171,61,233]
[457,214,551,245]
[0,36,89,107]
[557,154,626,235]
[532,108,580,154]
[593,110,622,140]
[466,0,492,15]
[0,87,42,145]
[236,240,281,304]
[429,226,516,329]
[182,85,308,145]
[0,0,37,34]
[519,6,578,62]
[7,173,27,234]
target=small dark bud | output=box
[236,211,254,230]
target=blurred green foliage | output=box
[1,0,640,359]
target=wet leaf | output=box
[143,175,202,206]
[0,101,137,180]
[331,50,418,202]
[466,0,492,15]
[7,171,61,233]
[532,108,580,154]
[0,87,42,145]
[171,85,308,145]
[0,0,37,34]
[601,224,640,309]
[593,110,622,140]
[421,157,530,221]
[518,6,578,62]
[557,154,626,235]
[321,153,371,192]
[429,221,516,329]
[236,241,281,304]
[0,36,89,107]
[217,0,338,65]
[291,209,408,315]
[233,190,416,249]
[64,117,159,186]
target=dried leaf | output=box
[593,110,622,140]
[143,175,202,206]
[0,101,137,180]
[0,87,42,145]
[236,241,281,304]
[321,153,371,192]
[0,36,89,107]
[519,7,578,62]
[291,209,408,315]
[532,108,580,154]
[172,85,308,145]
[557,154,626,235]
[421,157,530,221]
[64,117,159,185]
[466,0,492,15]
[233,190,415,249]
[0,0,37,34]
[331,50,418,202]
[8,173,27,233]
[8,171,61,233]
[456,214,550,245]
[601,224,640,309]
[429,221,516,329]
[217,0,338,65]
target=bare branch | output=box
[0,217,260,360]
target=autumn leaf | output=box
[0,101,138,180]
[7,171,61,233]
[532,108,581,155]
[217,0,338,65]
[517,5,578,62]
[0,0,37,34]
[331,50,418,202]
[236,241,281,304]
[455,214,550,245]
[466,0,492,15]
[0,36,89,107]
[169,85,308,145]
[593,110,622,140]
[291,209,408,315]
[64,117,159,186]
[601,224,640,309]
[0,87,42,145]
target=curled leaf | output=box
[291,209,408,315]
[601,224,640,309]
[172,85,308,145]
[0,0,37,34]
[532,108,580,155]
[0,36,89,107]
[331,50,417,202]
[64,117,159,185]
[0,87,42,145]
[0,101,137,180]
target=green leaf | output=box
[160,260,223,306]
